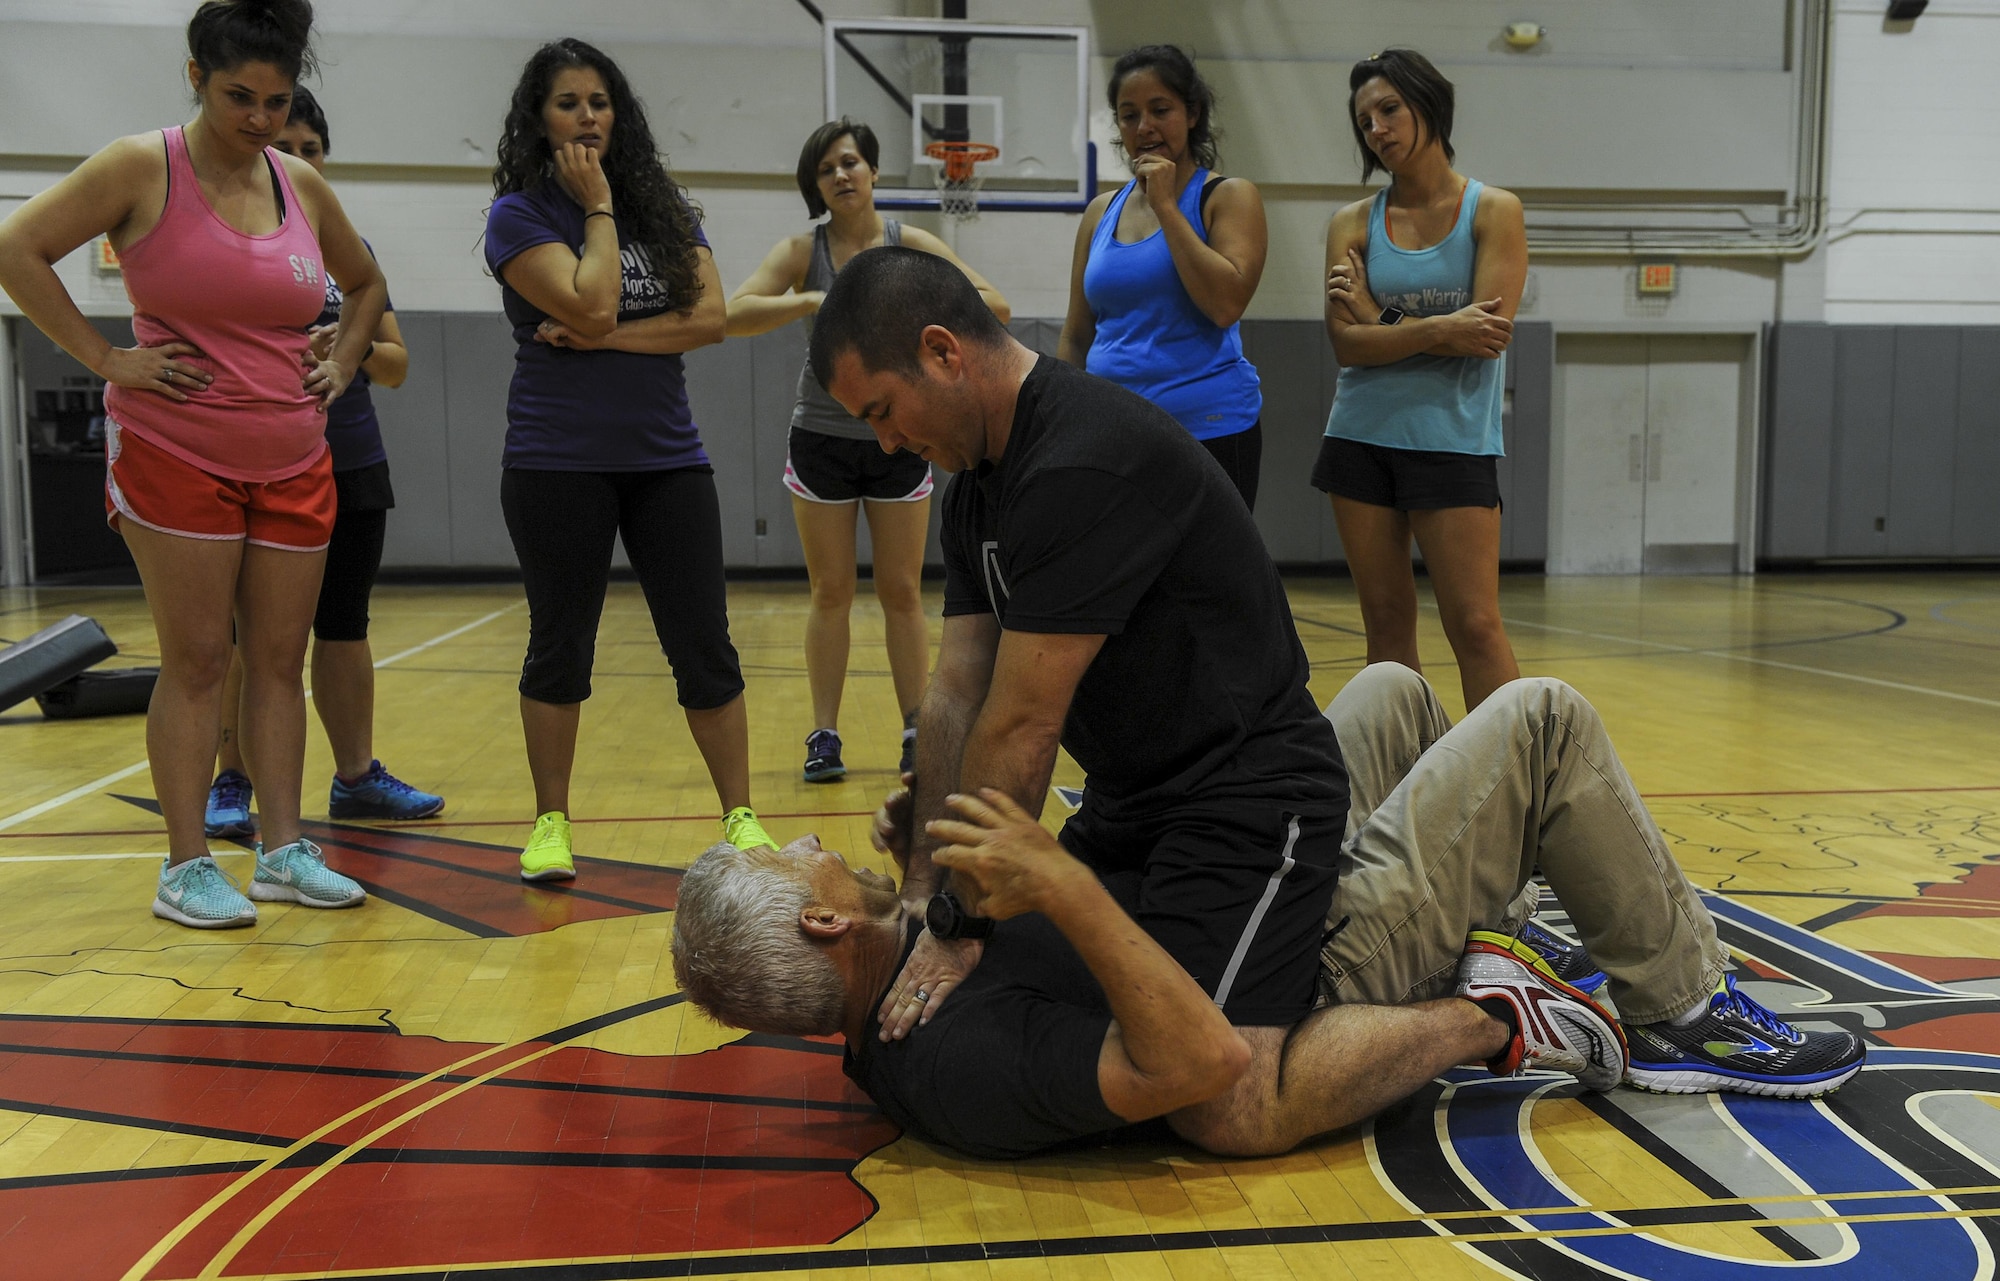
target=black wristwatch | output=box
[1377,306,1406,326]
[926,890,994,941]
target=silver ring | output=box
[913,989,930,1003]
[163,369,175,381]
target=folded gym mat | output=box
[0,615,120,713]
[35,667,159,719]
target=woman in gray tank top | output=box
[727,118,1009,784]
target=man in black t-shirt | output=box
[798,247,1356,1154]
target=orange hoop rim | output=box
[925,141,1000,182]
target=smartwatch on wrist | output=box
[926,890,994,941]
[1377,306,1406,326]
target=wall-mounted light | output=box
[1504,21,1545,48]
[1885,0,1928,19]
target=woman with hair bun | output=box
[484,38,774,883]
[1057,44,1267,508]
[204,83,446,841]
[726,117,1009,785]
[0,0,381,928]
[1318,48,1526,712]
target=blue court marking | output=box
[1701,891,1962,998]
[1437,1069,1993,1278]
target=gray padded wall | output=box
[1956,329,2000,557]
[1762,323,2000,563]
[373,314,1554,572]
[1760,323,1835,560]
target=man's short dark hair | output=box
[809,246,1007,388]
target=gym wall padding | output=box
[1759,324,2000,563]
[371,316,1558,573]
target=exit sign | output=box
[1638,262,1677,295]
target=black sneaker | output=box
[1519,918,1607,995]
[803,729,846,783]
[1626,975,1865,1098]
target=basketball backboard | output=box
[823,18,1094,213]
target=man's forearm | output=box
[958,710,1062,823]
[901,677,983,907]
[1043,869,1249,1118]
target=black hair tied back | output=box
[187,0,318,85]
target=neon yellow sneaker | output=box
[520,811,576,882]
[721,806,776,852]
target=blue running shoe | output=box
[204,770,255,839]
[803,729,846,783]
[1626,974,1865,1098]
[252,838,366,908]
[153,855,257,929]
[1520,918,1607,995]
[328,761,445,820]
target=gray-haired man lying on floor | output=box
[671,665,1864,1160]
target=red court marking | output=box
[1851,859,2000,923]
[1865,952,2000,983]
[0,1017,895,1280]
[1876,1012,2000,1055]
[305,822,682,936]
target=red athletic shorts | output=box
[104,417,336,551]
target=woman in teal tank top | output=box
[1316,48,1527,712]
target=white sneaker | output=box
[1456,930,1627,1091]
[251,838,366,908]
[153,855,257,929]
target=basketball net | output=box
[926,141,999,222]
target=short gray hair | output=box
[671,842,847,1037]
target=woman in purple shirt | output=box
[484,38,774,880]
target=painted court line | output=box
[0,851,183,863]
[0,603,523,834]
[1495,612,2000,711]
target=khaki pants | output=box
[1319,664,1728,1025]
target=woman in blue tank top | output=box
[726,118,1008,784]
[1316,48,1526,711]
[1056,45,1267,508]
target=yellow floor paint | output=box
[2,572,1999,1280]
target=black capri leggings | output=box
[1199,421,1262,512]
[313,499,389,642]
[500,466,745,710]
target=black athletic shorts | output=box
[783,426,933,504]
[1311,435,1500,511]
[1059,803,1342,1028]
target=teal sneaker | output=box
[251,838,366,908]
[153,855,257,929]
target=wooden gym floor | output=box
[3,571,1999,1280]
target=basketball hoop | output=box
[925,141,1000,222]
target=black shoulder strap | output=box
[1198,174,1226,223]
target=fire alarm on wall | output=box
[1637,262,1677,296]
[1503,21,1545,48]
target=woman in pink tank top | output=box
[0,0,387,929]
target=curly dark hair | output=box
[1108,44,1219,171]
[491,38,703,308]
